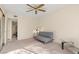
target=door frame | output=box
[0,8,5,48]
[7,18,18,41]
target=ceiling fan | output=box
[26,4,46,14]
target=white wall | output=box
[39,5,79,48]
[18,16,37,40]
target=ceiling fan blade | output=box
[38,9,46,12]
[26,4,35,9]
[26,9,34,12]
[36,4,44,9]
[35,10,37,14]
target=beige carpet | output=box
[1,38,73,54]
[7,48,34,54]
[7,42,71,54]
[7,46,58,54]
[7,42,51,54]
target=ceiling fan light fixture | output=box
[26,4,46,14]
[14,15,18,17]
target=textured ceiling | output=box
[2,4,66,17]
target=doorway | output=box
[12,21,17,40]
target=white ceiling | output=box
[2,4,66,17]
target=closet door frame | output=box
[0,16,1,47]
[0,8,5,47]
